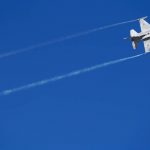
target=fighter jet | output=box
[124,16,150,53]
[129,16,150,53]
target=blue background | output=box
[0,0,150,149]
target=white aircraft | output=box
[126,16,150,53]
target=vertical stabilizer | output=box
[132,40,138,49]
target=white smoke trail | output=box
[0,18,138,59]
[0,53,145,96]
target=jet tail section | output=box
[130,29,140,49]
[132,40,138,49]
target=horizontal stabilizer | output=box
[130,29,140,49]
[130,29,138,37]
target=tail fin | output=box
[132,40,139,49]
[130,29,139,49]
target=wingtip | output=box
[137,16,148,21]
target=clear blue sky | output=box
[0,0,150,149]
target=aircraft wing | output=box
[144,39,150,53]
[139,18,150,32]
